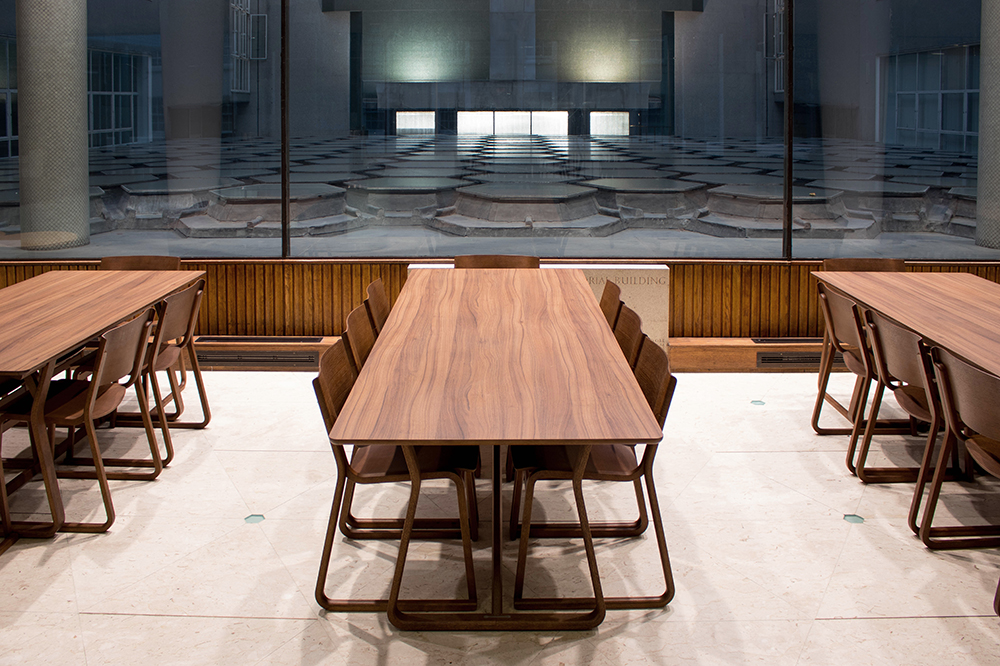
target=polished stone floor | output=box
[2,370,999,665]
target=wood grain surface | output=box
[0,270,204,376]
[330,268,663,446]
[815,271,1000,377]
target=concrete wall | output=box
[288,1,350,136]
[674,0,768,140]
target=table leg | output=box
[7,361,65,538]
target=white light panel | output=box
[395,111,436,134]
[531,111,569,135]
[590,111,630,136]
[494,111,532,135]
[457,111,495,135]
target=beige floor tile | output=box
[816,518,1000,618]
[79,614,313,666]
[81,522,316,618]
[798,616,1000,666]
[0,612,87,666]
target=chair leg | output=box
[56,383,164,482]
[148,369,176,466]
[163,346,212,429]
[463,470,479,542]
[315,467,387,612]
[919,431,1000,550]
[994,576,1000,617]
[845,378,873,475]
[908,414,945,535]
[453,472,478,605]
[604,473,674,610]
[509,468,524,540]
[386,448,479,630]
[512,471,539,605]
[59,419,115,533]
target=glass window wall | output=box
[0,1,994,261]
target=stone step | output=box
[427,213,623,237]
[175,213,363,238]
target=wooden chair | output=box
[850,310,943,485]
[0,310,155,533]
[817,258,905,392]
[114,279,210,460]
[599,280,622,330]
[100,259,209,429]
[313,339,480,612]
[99,255,182,271]
[343,304,376,373]
[613,305,643,369]
[916,346,1000,554]
[510,335,676,610]
[365,278,391,335]
[454,254,540,269]
[811,284,910,463]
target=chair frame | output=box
[599,280,622,330]
[115,279,211,433]
[0,310,155,533]
[453,254,540,269]
[365,278,391,335]
[848,310,946,485]
[313,340,480,613]
[915,346,1000,551]
[343,303,376,374]
[510,336,676,611]
[613,305,643,369]
[811,285,912,469]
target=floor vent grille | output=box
[757,351,843,368]
[196,350,320,369]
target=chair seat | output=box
[153,344,183,372]
[511,443,640,480]
[351,444,480,480]
[842,347,866,376]
[893,384,932,423]
[967,435,1000,478]
[2,380,126,425]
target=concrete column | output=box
[160,0,226,189]
[978,1,1000,248]
[16,0,90,250]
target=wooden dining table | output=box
[813,270,1000,541]
[813,271,1000,377]
[329,267,664,631]
[0,269,206,544]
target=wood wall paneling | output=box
[1,260,997,339]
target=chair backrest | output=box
[816,283,868,370]
[454,255,540,269]
[599,280,622,330]
[931,347,1000,445]
[344,304,376,372]
[633,335,676,429]
[100,255,182,271]
[821,258,906,272]
[94,309,156,391]
[365,278,391,335]
[313,338,358,432]
[156,279,205,347]
[614,304,643,369]
[863,310,929,389]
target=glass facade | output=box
[0,0,994,261]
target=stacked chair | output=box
[509,285,676,610]
[314,280,481,611]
